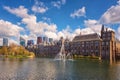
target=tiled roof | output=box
[72,33,101,42]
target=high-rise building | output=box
[3,38,8,46]
[37,37,42,44]
[27,40,34,46]
[20,37,26,47]
[43,36,48,43]
[49,38,53,43]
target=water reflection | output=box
[0,58,120,80]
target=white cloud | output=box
[0,19,24,45]
[42,17,51,22]
[99,2,120,24]
[74,28,80,35]
[117,26,120,40]
[4,6,29,18]
[0,19,24,37]
[9,38,19,45]
[51,0,66,9]
[84,19,102,34]
[84,19,116,36]
[4,5,56,36]
[45,31,58,39]
[70,7,86,18]
[118,26,120,34]
[80,28,94,35]
[4,5,106,42]
[32,1,48,13]
[117,0,120,5]
[61,0,66,4]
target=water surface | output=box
[0,58,120,80]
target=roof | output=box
[72,33,101,42]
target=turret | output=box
[101,24,105,33]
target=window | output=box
[86,41,89,44]
[95,41,99,46]
[102,42,105,45]
[91,50,93,52]
[103,34,105,37]
[82,44,84,47]
[106,47,109,50]
[82,42,84,44]
[95,46,98,49]
[106,42,109,45]
[86,50,88,52]
[102,47,104,50]
[91,41,93,44]
[82,50,84,52]
[108,37,111,40]
[108,33,111,36]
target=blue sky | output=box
[0,0,120,44]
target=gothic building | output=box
[71,25,120,61]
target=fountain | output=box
[55,37,72,61]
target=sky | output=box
[0,0,120,45]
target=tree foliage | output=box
[0,43,35,58]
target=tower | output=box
[20,37,26,47]
[3,38,8,46]
[101,25,115,62]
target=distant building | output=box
[49,38,53,43]
[48,38,54,46]
[20,37,26,47]
[43,36,48,43]
[27,40,34,46]
[3,38,8,46]
[37,37,42,44]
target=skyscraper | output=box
[43,36,48,43]
[3,38,8,46]
[49,38,53,43]
[20,37,26,47]
[37,37,42,44]
[27,40,34,46]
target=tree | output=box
[2,46,8,56]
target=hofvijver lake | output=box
[0,58,120,80]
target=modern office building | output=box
[37,37,42,44]
[27,40,34,46]
[49,38,53,43]
[3,38,8,46]
[20,37,26,47]
[43,36,48,43]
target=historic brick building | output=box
[70,25,120,61]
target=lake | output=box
[0,58,120,80]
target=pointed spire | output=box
[101,24,104,32]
